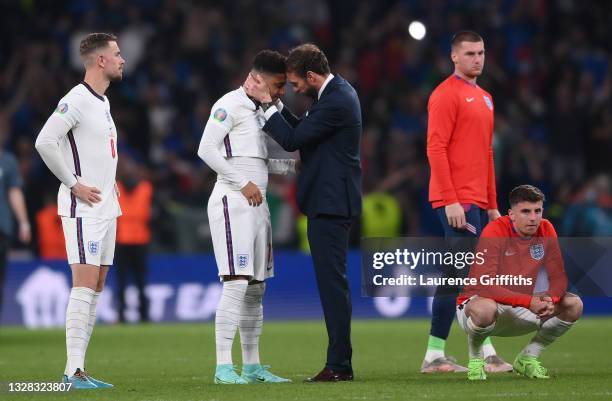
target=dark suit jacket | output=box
[264,75,362,218]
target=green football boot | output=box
[513,355,550,379]
[467,358,487,381]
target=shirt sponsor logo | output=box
[530,243,544,261]
[213,108,228,122]
[238,254,249,269]
[55,103,69,114]
[483,95,493,110]
[88,241,100,256]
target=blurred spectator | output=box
[0,143,31,318]
[116,154,153,323]
[35,193,66,260]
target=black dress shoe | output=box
[304,367,354,382]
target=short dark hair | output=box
[252,50,287,75]
[79,33,117,58]
[509,185,546,207]
[286,43,330,78]
[451,30,483,49]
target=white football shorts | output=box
[207,183,274,281]
[61,216,117,266]
[456,296,541,337]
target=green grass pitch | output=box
[1,318,611,400]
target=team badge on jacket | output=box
[483,95,493,110]
[530,243,544,261]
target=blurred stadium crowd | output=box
[0,0,610,256]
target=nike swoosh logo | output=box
[466,97,474,102]
[504,251,516,256]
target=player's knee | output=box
[559,293,583,322]
[466,297,497,326]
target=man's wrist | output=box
[263,105,278,120]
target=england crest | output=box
[530,243,544,261]
[238,254,249,269]
[483,95,493,110]
[88,241,100,256]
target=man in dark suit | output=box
[244,43,362,382]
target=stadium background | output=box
[0,0,610,323]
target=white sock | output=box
[521,317,574,358]
[482,340,497,359]
[65,287,95,376]
[215,280,248,366]
[239,282,265,365]
[466,317,495,359]
[65,291,99,374]
[424,349,445,363]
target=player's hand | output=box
[241,181,263,207]
[244,73,272,103]
[445,202,466,229]
[18,222,31,244]
[487,209,501,221]
[536,294,555,318]
[529,295,554,317]
[71,181,102,207]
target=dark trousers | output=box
[307,215,353,372]
[430,205,488,340]
[116,244,149,322]
[0,234,7,322]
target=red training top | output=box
[458,216,568,308]
[427,75,497,209]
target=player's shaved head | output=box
[79,33,117,66]
[451,30,483,49]
[252,50,287,75]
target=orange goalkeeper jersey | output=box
[427,75,497,209]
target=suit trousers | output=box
[307,215,353,372]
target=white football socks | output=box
[239,282,265,365]
[466,317,496,359]
[65,287,95,376]
[521,316,574,358]
[215,280,248,365]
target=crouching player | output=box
[198,50,295,384]
[456,185,582,380]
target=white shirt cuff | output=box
[264,105,279,120]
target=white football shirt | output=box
[40,82,121,219]
[209,86,268,159]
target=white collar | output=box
[318,73,334,100]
